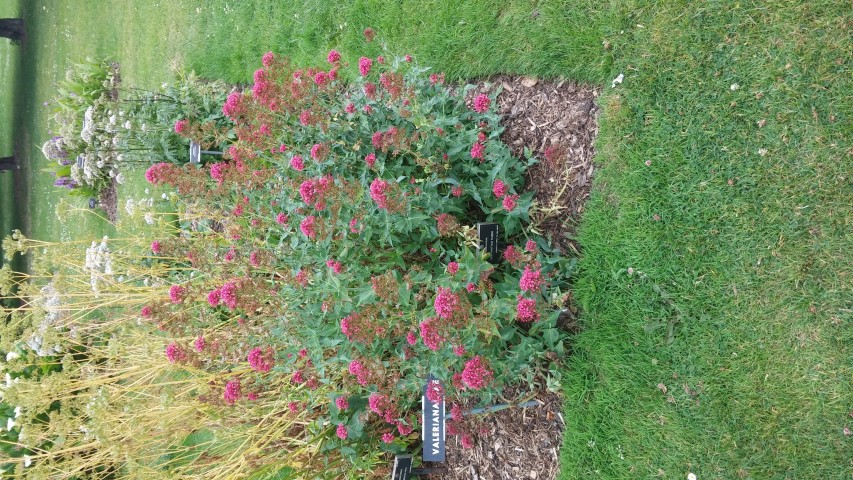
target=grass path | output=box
[557,1,852,477]
[1,0,850,477]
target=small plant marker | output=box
[422,375,446,462]
[477,222,501,263]
[391,454,445,480]
[189,140,223,164]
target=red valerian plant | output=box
[143,42,571,469]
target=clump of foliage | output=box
[5,41,572,479]
[41,60,233,196]
[145,48,572,464]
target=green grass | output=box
[0,1,216,258]
[557,1,853,478]
[2,0,850,477]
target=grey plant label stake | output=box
[422,375,445,462]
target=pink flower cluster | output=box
[314,71,329,86]
[174,119,189,134]
[300,216,317,239]
[447,261,459,274]
[359,56,373,76]
[519,266,544,292]
[335,396,350,410]
[516,297,540,322]
[165,342,186,363]
[205,281,239,310]
[365,152,376,168]
[369,178,391,209]
[336,424,348,440]
[364,82,377,99]
[434,287,460,319]
[224,379,241,405]
[276,212,288,225]
[140,306,152,318]
[502,194,519,212]
[290,155,305,171]
[349,218,360,234]
[247,347,274,372]
[295,269,309,287]
[210,162,227,185]
[473,94,491,113]
[504,245,522,265]
[368,392,401,425]
[151,240,161,254]
[299,179,319,205]
[340,311,383,344]
[348,359,370,386]
[194,335,205,352]
[169,285,185,304]
[493,179,507,198]
[471,141,485,160]
[207,288,221,307]
[326,259,343,274]
[426,381,444,403]
[327,49,341,63]
[419,318,445,351]
[310,143,328,161]
[222,92,246,120]
[144,162,175,185]
[461,356,493,390]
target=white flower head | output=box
[23,455,32,467]
[688,473,697,480]
[6,417,15,431]
[5,351,19,362]
[730,83,740,91]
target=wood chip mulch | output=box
[425,76,600,480]
[98,177,118,223]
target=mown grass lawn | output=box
[2,0,850,477]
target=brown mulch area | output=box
[98,178,118,223]
[425,391,565,480]
[494,75,599,254]
[426,76,600,480]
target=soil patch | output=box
[98,177,118,223]
[491,75,599,253]
[428,76,599,480]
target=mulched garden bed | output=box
[98,177,118,223]
[428,75,600,480]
